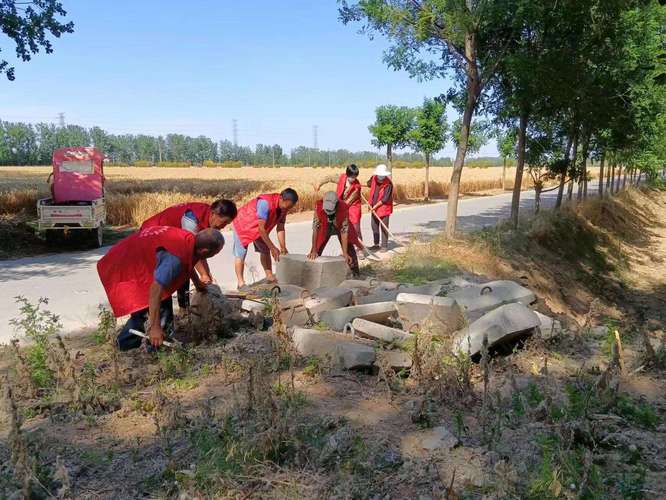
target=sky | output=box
[0,0,498,158]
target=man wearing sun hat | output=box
[366,164,394,251]
[307,191,360,276]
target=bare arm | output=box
[340,230,351,266]
[258,219,281,261]
[148,281,165,348]
[194,259,212,283]
[276,222,287,253]
[308,216,319,259]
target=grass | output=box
[0,165,569,227]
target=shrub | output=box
[202,160,217,168]
[133,160,151,168]
[157,161,191,168]
[219,161,242,168]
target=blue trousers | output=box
[116,297,174,351]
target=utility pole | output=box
[313,125,318,149]
[57,112,65,127]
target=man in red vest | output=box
[232,188,299,290]
[366,164,394,251]
[307,191,360,276]
[336,164,363,241]
[141,199,237,308]
[97,226,225,351]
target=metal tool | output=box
[129,328,176,348]
[359,191,400,243]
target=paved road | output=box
[0,181,598,341]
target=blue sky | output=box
[0,0,497,157]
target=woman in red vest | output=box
[97,227,225,351]
[307,191,360,276]
[141,199,237,308]
[367,164,394,251]
[336,164,363,241]
[232,188,299,290]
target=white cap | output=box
[374,164,391,177]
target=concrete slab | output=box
[319,301,397,331]
[376,350,413,369]
[292,327,376,369]
[304,287,354,320]
[277,254,348,290]
[355,283,444,305]
[452,303,540,357]
[396,293,465,333]
[447,280,536,321]
[351,318,411,343]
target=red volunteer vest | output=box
[336,174,362,224]
[315,200,360,250]
[97,226,197,317]
[141,202,211,232]
[232,193,283,247]
[369,175,394,217]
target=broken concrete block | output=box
[376,350,413,369]
[452,303,540,357]
[356,283,444,305]
[277,254,348,290]
[338,279,378,290]
[447,280,536,321]
[534,311,562,340]
[396,293,465,333]
[190,285,244,337]
[351,318,411,343]
[401,426,460,457]
[304,287,354,320]
[241,299,266,314]
[319,301,397,331]
[292,327,376,369]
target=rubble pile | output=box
[195,254,561,370]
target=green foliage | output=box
[451,119,490,155]
[9,296,60,390]
[0,0,74,81]
[157,348,193,380]
[368,105,415,158]
[390,250,458,284]
[133,160,151,168]
[614,395,660,430]
[409,98,447,161]
[92,305,116,345]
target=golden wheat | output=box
[0,166,598,227]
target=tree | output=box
[0,0,74,80]
[368,105,414,171]
[496,129,516,191]
[409,98,447,200]
[341,0,517,237]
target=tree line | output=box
[341,0,666,235]
[0,120,464,167]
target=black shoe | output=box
[369,245,380,251]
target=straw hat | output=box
[374,164,391,177]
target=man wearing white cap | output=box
[307,191,361,276]
[366,164,394,251]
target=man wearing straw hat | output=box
[366,164,394,251]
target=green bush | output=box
[202,160,216,168]
[157,161,191,168]
[133,160,151,168]
[219,160,242,168]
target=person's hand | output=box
[199,274,213,285]
[280,246,289,255]
[344,254,353,266]
[307,250,318,261]
[193,280,208,292]
[148,323,165,348]
[270,245,281,262]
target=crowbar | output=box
[129,328,176,348]
[359,191,400,243]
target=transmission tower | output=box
[57,112,65,127]
[313,125,318,149]
[232,119,238,147]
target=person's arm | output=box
[345,189,359,205]
[308,215,320,260]
[258,219,281,262]
[148,281,165,348]
[276,222,288,254]
[194,259,212,285]
[340,230,352,266]
[381,183,393,205]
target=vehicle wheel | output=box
[44,230,62,245]
[91,225,103,248]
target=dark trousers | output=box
[371,215,390,249]
[116,298,174,351]
[177,279,190,309]
[318,233,359,276]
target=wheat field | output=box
[0,165,596,227]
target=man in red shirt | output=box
[231,188,299,290]
[336,164,363,241]
[97,227,225,351]
[141,199,237,307]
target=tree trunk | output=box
[616,165,622,192]
[534,183,542,214]
[445,30,480,238]
[502,157,507,191]
[566,131,579,202]
[622,166,628,189]
[598,152,605,198]
[580,132,590,200]
[424,152,430,201]
[610,162,616,194]
[556,134,574,208]
[510,110,528,228]
[386,144,393,172]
